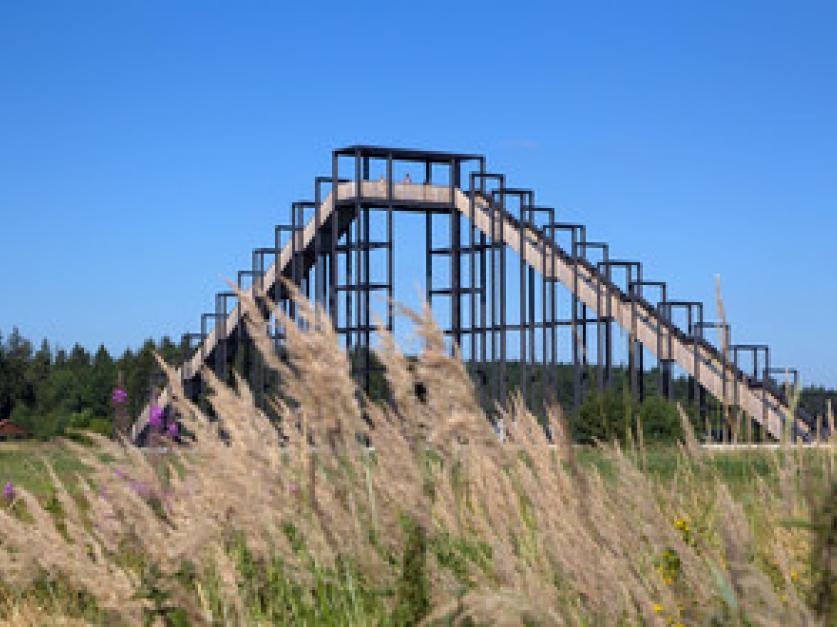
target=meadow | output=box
[0,285,834,626]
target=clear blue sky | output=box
[1,2,835,386]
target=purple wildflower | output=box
[114,468,125,479]
[3,481,15,501]
[166,421,179,438]
[111,387,128,405]
[149,405,164,429]
[130,481,150,497]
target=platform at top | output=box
[334,145,484,163]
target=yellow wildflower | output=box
[652,603,664,614]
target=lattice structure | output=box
[136,146,824,443]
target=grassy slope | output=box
[0,440,787,504]
[0,441,88,500]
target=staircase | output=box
[135,151,820,443]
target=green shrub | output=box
[571,389,635,444]
[10,405,68,440]
[571,389,699,445]
[639,395,682,442]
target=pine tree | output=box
[90,345,116,418]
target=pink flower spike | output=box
[149,405,164,429]
[111,387,128,404]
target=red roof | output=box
[0,420,31,437]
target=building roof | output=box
[334,145,484,163]
[0,420,31,437]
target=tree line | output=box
[0,327,183,439]
[0,325,834,441]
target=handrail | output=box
[470,191,812,440]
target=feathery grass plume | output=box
[372,314,411,397]
[0,602,89,627]
[0,475,140,618]
[422,587,564,626]
[677,403,702,461]
[0,286,832,625]
[236,278,365,443]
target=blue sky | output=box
[1,2,835,386]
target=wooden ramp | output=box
[136,170,813,443]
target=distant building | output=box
[0,420,32,441]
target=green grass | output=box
[0,439,804,505]
[575,444,808,497]
[0,440,88,500]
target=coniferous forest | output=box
[0,325,834,442]
[0,327,183,438]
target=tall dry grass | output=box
[0,283,834,625]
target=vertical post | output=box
[345,196,353,353]
[629,265,638,405]
[478,172,488,405]
[762,347,769,443]
[499,189,507,405]
[527,202,536,409]
[571,230,580,412]
[450,158,461,355]
[469,174,476,375]
[604,247,612,388]
[477,161,488,405]
[694,304,703,436]
[657,288,666,400]
[354,153,362,364]
[686,306,694,405]
[540,210,552,411]
[314,179,322,316]
[600,244,611,398]
[596,266,604,394]
[732,347,740,441]
[519,195,527,403]
[363,190,371,393]
[488,179,498,405]
[215,294,227,383]
[386,154,394,333]
[549,222,557,406]
[751,349,758,442]
[636,275,645,403]
[255,253,266,408]
[666,303,674,402]
[330,154,339,327]
[426,161,433,310]
[720,323,728,443]
[290,204,300,322]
